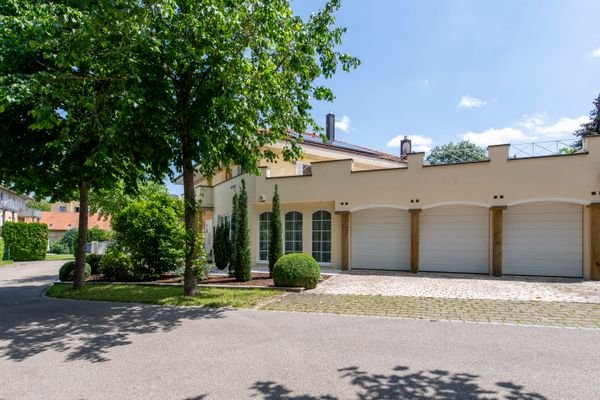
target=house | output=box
[0,186,41,230]
[177,114,600,281]
[40,211,111,244]
[51,201,81,213]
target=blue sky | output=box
[168,0,600,194]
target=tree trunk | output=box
[182,133,198,296]
[73,179,89,290]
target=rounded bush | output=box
[99,246,138,282]
[273,253,321,289]
[59,261,91,282]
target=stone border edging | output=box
[53,280,305,292]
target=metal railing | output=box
[509,140,577,159]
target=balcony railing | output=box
[509,140,577,159]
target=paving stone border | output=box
[259,293,600,329]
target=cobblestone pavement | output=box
[310,272,600,303]
[259,293,600,329]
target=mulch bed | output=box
[86,272,331,287]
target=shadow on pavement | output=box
[248,365,547,399]
[0,285,225,363]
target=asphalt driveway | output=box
[1,261,599,399]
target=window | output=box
[74,207,80,212]
[259,212,273,261]
[59,206,66,213]
[312,210,332,263]
[285,211,303,254]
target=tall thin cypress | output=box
[269,185,283,276]
[235,179,252,281]
[229,191,239,277]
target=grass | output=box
[45,254,75,261]
[0,260,13,267]
[46,283,282,308]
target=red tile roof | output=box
[40,212,111,231]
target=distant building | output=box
[41,211,111,244]
[0,186,41,230]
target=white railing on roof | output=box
[509,140,577,159]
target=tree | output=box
[111,193,185,278]
[574,93,600,148]
[234,180,252,282]
[230,191,240,277]
[121,0,358,294]
[89,181,171,219]
[269,185,283,277]
[0,2,170,289]
[213,220,231,271]
[26,198,51,212]
[425,141,488,165]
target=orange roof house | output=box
[41,211,111,243]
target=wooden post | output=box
[590,203,600,281]
[341,212,350,271]
[409,209,421,274]
[491,206,505,277]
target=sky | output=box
[169,0,600,194]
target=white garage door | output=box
[420,205,489,273]
[503,202,582,277]
[351,208,410,270]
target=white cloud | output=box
[461,128,535,147]
[387,134,434,153]
[459,113,588,146]
[457,95,487,109]
[588,46,600,58]
[335,115,351,133]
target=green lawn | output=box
[46,283,282,308]
[45,254,75,261]
[0,260,13,267]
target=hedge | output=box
[2,222,48,261]
[59,261,91,282]
[0,238,4,260]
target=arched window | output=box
[312,210,332,263]
[259,212,273,261]
[285,211,303,254]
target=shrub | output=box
[2,222,48,261]
[112,194,184,278]
[234,179,251,282]
[99,246,138,281]
[0,238,4,260]
[61,228,78,254]
[273,253,321,289]
[49,241,70,254]
[59,261,91,282]
[86,254,104,274]
[88,226,114,242]
[213,220,231,270]
[269,185,283,276]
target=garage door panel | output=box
[351,208,410,270]
[420,206,489,274]
[503,202,582,277]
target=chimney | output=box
[326,112,335,142]
[400,136,412,158]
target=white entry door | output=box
[503,202,583,277]
[351,208,410,270]
[420,205,489,273]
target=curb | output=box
[52,280,305,293]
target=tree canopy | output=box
[425,141,488,165]
[574,93,600,148]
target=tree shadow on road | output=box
[249,365,547,400]
[0,285,225,363]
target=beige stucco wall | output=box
[206,136,600,275]
[252,201,341,267]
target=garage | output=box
[351,208,410,270]
[420,205,489,273]
[503,202,583,277]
